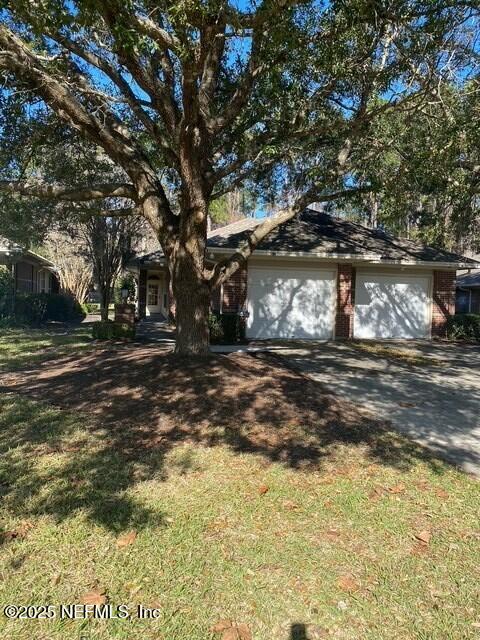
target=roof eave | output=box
[206,246,475,268]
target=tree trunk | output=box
[171,254,211,357]
[99,285,109,322]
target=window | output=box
[148,283,159,306]
[37,269,50,293]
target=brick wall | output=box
[221,264,248,312]
[335,264,354,338]
[432,270,456,337]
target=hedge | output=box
[92,321,136,340]
[14,292,86,325]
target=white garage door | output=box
[247,266,336,339]
[354,271,431,339]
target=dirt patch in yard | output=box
[0,344,436,471]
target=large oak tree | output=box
[0,0,477,354]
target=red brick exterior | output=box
[114,303,135,325]
[335,264,354,338]
[432,270,456,337]
[218,264,248,313]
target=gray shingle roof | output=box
[133,209,478,267]
[457,270,480,288]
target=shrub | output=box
[83,302,99,314]
[446,313,480,342]
[0,266,15,319]
[209,312,246,344]
[92,320,136,340]
[209,313,224,343]
[44,293,86,322]
[14,293,48,325]
[13,292,86,325]
[114,273,136,303]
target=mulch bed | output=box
[0,345,426,469]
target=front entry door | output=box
[147,280,162,315]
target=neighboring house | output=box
[0,236,59,294]
[456,270,480,314]
[129,210,479,340]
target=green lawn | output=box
[0,325,93,371]
[0,328,479,640]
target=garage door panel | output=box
[354,272,431,339]
[247,267,335,339]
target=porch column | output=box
[335,264,354,339]
[138,269,147,319]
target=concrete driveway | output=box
[273,341,480,476]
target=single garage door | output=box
[354,271,431,339]
[247,266,336,339]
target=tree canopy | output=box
[0,0,478,353]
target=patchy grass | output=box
[0,329,478,640]
[349,341,444,367]
[0,324,93,371]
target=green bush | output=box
[44,293,86,322]
[209,312,246,344]
[446,313,480,342]
[14,293,48,325]
[92,320,136,340]
[0,266,15,319]
[83,302,99,314]
[114,273,136,303]
[209,313,224,343]
[14,292,86,325]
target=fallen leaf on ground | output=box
[223,624,252,640]
[337,574,359,593]
[116,530,137,548]
[210,620,232,633]
[210,621,251,640]
[282,500,298,511]
[1,520,34,543]
[388,484,406,494]
[81,590,107,605]
[258,484,269,495]
[415,530,432,545]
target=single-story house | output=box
[0,236,59,294]
[129,209,479,340]
[456,270,480,314]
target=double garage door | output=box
[246,266,431,340]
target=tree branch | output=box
[210,186,371,287]
[0,181,137,201]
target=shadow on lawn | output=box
[0,344,445,533]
